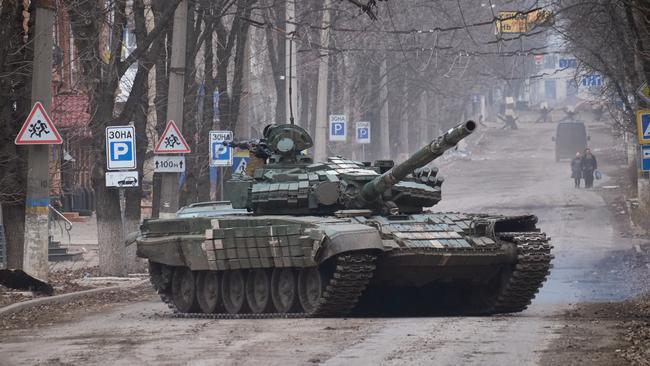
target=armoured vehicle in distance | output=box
[135,121,552,316]
[553,121,589,161]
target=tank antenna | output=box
[289,37,295,125]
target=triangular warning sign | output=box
[15,102,63,145]
[154,120,191,154]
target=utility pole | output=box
[285,0,298,124]
[159,0,188,219]
[313,0,331,161]
[22,1,56,283]
[379,57,390,159]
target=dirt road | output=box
[0,120,642,366]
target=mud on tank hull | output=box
[137,213,552,317]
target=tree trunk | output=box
[179,2,199,207]
[122,71,149,274]
[313,0,331,161]
[197,1,215,202]
[0,1,31,272]
[2,205,25,269]
[378,57,390,159]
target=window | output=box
[566,79,578,96]
[545,79,556,100]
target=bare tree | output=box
[0,1,33,269]
[63,0,181,275]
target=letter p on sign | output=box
[111,142,132,161]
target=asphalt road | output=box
[0,119,638,366]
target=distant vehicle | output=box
[175,201,248,218]
[553,121,589,161]
[117,176,138,187]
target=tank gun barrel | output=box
[360,120,476,202]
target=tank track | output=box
[311,253,376,316]
[149,253,376,319]
[485,231,553,314]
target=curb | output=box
[0,279,149,317]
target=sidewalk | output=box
[52,214,99,248]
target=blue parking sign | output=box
[106,126,136,170]
[209,130,233,166]
[329,115,347,141]
[355,121,370,144]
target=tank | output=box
[134,121,552,316]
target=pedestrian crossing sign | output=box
[232,156,249,175]
[637,110,650,144]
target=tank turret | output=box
[225,120,476,215]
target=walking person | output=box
[581,148,598,188]
[571,152,583,188]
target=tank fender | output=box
[311,223,384,263]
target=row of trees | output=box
[554,0,650,212]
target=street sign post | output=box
[154,120,191,154]
[329,115,347,142]
[641,145,650,172]
[154,155,185,173]
[637,82,650,105]
[210,130,233,167]
[15,102,63,145]
[105,171,139,188]
[105,126,136,171]
[356,122,371,144]
[637,110,650,144]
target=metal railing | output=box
[49,204,72,247]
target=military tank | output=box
[135,121,552,317]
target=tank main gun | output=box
[359,120,476,203]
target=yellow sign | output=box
[636,109,650,144]
[637,82,650,105]
[497,11,527,33]
[496,9,552,34]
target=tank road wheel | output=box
[298,267,324,313]
[196,271,222,314]
[245,269,274,313]
[222,270,249,314]
[171,267,200,313]
[271,268,300,313]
